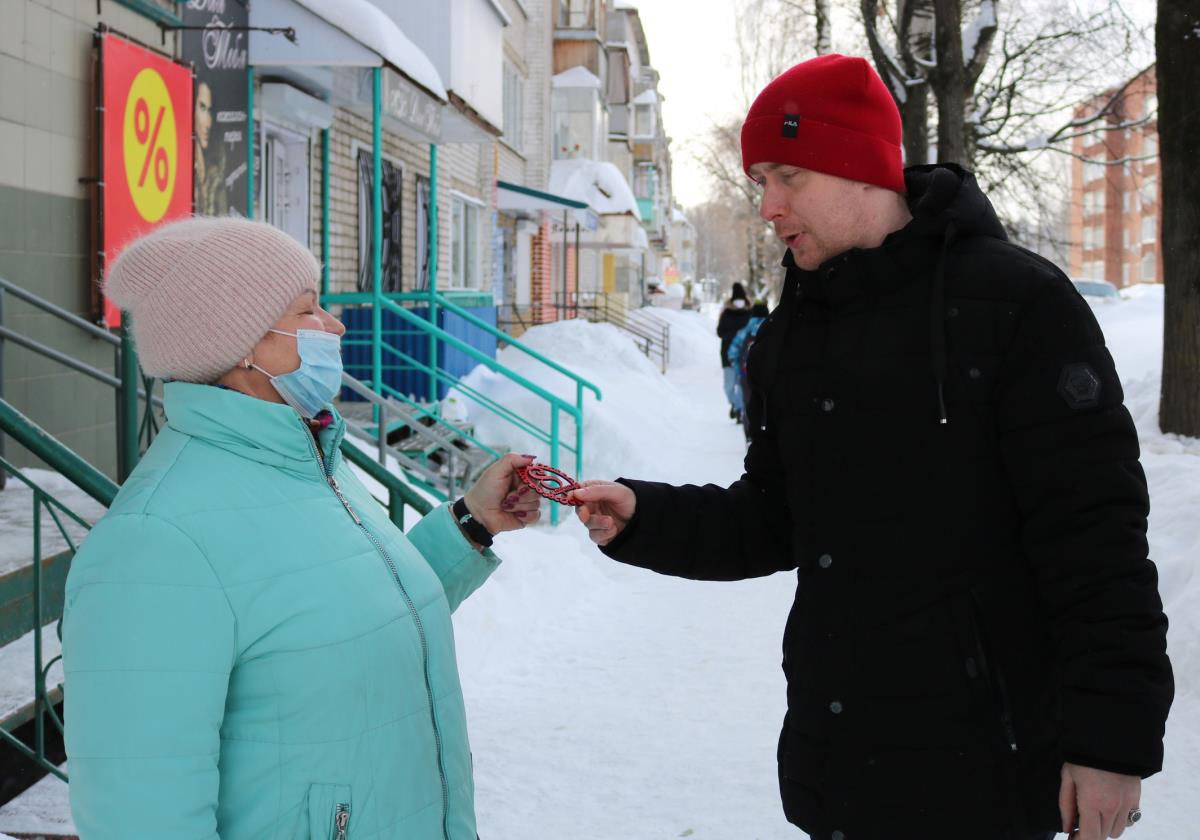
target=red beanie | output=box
[740,54,906,194]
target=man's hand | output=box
[1059,762,1141,839]
[463,454,540,535]
[570,481,637,546]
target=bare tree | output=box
[860,1,1147,169]
[1156,0,1200,437]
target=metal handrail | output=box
[0,402,117,783]
[0,278,118,346]
[0,276,161,478]
[380,300,585,443]
[340,372,494,502]
[0,400,119,507]
[372,298,589,525]
[370,342,564,455]
[434,294,603,401]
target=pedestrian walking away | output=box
[729,301,770,442]
[717,281,753,422]
[61,218,541,839]
[570,54,1172,840]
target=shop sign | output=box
[101,34,193,327]
[181,0,250,216]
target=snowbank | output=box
[455,309,719,481]
[1085,285,1200,834]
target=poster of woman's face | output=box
[195,81,213,154]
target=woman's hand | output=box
[569,481,637,546]
[463,454,541,536]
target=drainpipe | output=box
[246,66,255,219]
[561,210,568,317]
[428,143,439,404]
[321,128,330,296]
[573,221,580,318]
[371,68,383,419]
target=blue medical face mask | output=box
[251,329,343,418]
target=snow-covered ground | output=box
[452,286,1199,839]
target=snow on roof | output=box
[292,0,447,101]
[671,206,689,224]
[632,88,659,105]
[549,159,641,217]
[613,0,639,9]
[553,66,603,89]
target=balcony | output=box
[637,197,654,224]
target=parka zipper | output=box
[334,803,350,840]
[303,427,452,840]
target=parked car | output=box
[1072,278,1122,304]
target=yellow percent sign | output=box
[123,68,178,223]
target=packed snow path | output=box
[457,352,798,839]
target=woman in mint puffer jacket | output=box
[63,218,540,840]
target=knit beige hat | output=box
[105,217,320,383]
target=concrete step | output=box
[0,762,75,840]
[0,623,63,738]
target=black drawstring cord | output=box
[931,222,957,425]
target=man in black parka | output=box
[571,55,1172,840]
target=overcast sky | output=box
[634,0,1159,212]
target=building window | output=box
[262,124,311,248]
[553,86,602,159]
[1123,191,1131,213]
[634,163,655,199]
[1084,160,1104,184]
[1123,263,1131,286]
[1142,215,1156,244]
[1143,133,1158,159]
[1144,93,1158,120]
[1123,227,1129,250]
[558,0,592,28]
[1140,176,1157,208]
[356,149,403,293]
[503,62,525,152]
[451,195,482,289]
[634,103,654,137]
[1141,251,1156,281]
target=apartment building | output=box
[1068,66,1160,287]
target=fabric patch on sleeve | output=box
[1057,362,1103,410]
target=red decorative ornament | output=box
[517,463,583,506]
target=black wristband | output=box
[452,497,494,548]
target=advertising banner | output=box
[100,34,193,327]
[181,0,250,217]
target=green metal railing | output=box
[0,277,163,482]
[0,398,119,782]
[329,292,602,524]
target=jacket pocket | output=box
[307,783,352,840]
[955,593,1019,755]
